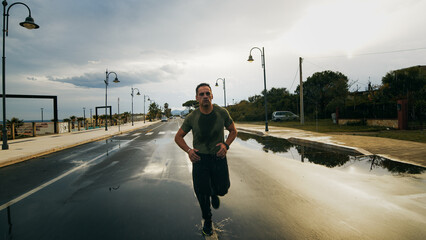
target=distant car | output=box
[272,111,299,121]
[161,116,168,122]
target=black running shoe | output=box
[211,195,220,209]
[202,219,213,236]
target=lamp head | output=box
[19,16,39,30]
[113,77,120,83]
[137,91,141,95]
[247,55,254,62]
[215,82,219,87]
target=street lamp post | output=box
[40,108,43,122]
[117,97,120,132]
[144,95,150,123]
[131,87,140,126]
[83,107,86,130]
[2,0,39,150]
[215,78,226,107]
[247,46,269,132]
[104,70,119,131]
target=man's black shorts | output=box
[192,153,230,196]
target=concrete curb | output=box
[287,137,369,156]
[0,121,158,168]
[237,127,371,156]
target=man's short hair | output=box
[196,83,211,94]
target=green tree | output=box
[7,117,24,137]
[182,100,198,112]
[297,70,349,118]
[77,117,84,128]
[382,66,425,100]
[122,112,130,123]
[266,87,298,115]
[227,88,299,121]
[70,116,77,129]
[381,66,426,122]
[148,102,160,120]
[164,103,172,117]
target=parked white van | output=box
[271,111,299,121]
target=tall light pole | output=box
[144,94,150,123]
[247,46,268,132]
[2,0,39,150]
[117,97,120,132]
[104,70,119,131]
[215,78,226,107]
[83,107,86,129]
[299,57,304,125]
[40,108,43,122]
[131,87,140,126]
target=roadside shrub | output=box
[345,119,367,126]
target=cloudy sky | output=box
[2,0,425,121]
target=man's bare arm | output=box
[175,128,200,162]
[225,122,237,147]
[216,122,238,158]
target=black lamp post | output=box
[247,47,268,132]
[104,70,119,131]
[131,87,140,126]
[2,0,39,150]
[215,78,226,107]
[144,94,150,123]
[83,107,86,129]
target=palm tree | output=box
[77,117,84,129]
[7,117,24,138]
[122,112,131,123]
[70,116,76,129]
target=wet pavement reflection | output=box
[237,132,426,176]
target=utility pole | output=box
[299,57,304,125]
[118,97,120,132]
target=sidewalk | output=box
[236,123,426,168]
[0,121,158,168]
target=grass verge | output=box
[238,119,426,143]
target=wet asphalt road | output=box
[1,119,425,239]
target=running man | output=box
[175,83,238,236]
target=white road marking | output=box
[0,122,169,211]
[158,131,166,135]
[0,144,123,211]
[145,132,153,135]
[131,133,141,136]
[170,131,177,135]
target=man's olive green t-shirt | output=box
[181,104,233,154]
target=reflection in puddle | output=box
[237,132,426,175]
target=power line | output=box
[309,47,426,59]
[289,66,299,92]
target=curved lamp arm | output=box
[5,1,39,36]
[131,87,141,96]
[105,70,119,85]
[247,47,265,68]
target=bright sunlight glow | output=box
[286,0,387,57]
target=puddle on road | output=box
[236,132,426,176]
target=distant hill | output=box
[171,109,189,116]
